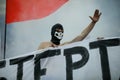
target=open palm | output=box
[89,9,102,23]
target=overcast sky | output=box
[0,0,120,58]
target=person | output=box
[38,9,102,50]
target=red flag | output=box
[6,0,68,24]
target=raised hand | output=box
[89,9,102,23]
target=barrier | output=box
[0,37,120,80]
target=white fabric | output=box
[0,37,120,80]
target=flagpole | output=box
[1,0,7,59]
[4,23,7,59]
[3,0,8,59]
[1,21,6,59]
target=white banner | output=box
[0,37,120,80]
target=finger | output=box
[95,9,99,14]
[94,9,99,16]
[99,12,102,16]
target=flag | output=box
[5,0,68,58]
[6,0,68,23]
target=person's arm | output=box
[62,9,101,45]
[71,21,96,42]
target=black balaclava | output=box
[51,23,64,45]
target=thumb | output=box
[89,16,93,21]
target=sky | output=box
[0,0,120,59]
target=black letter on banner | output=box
[34,49,60,80]
[0,77,7,80]
[90,38,120,80]
[0,60,6,68]
[10,55,34,80]
[0,60,7,80]
[64,46,89,80]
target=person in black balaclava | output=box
[38,9,102,49]
[51,23,64,45]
